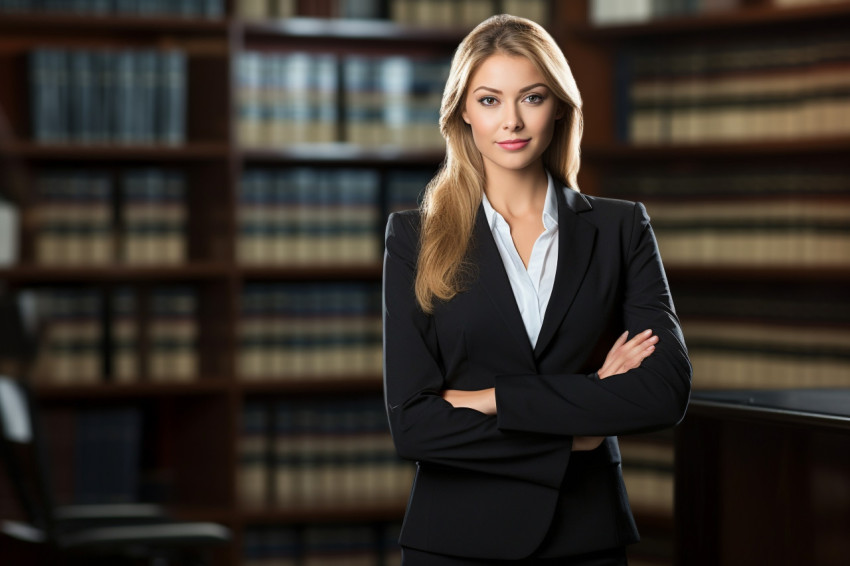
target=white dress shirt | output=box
[480,171,559,348]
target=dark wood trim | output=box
[239,377,382,395]
[238,265,382,281]
[34,379,232,399]
[582,138,850,161]
[666,266,850,283]
[0,263,234,283]
[239,504,405,525]
[0,12,229,34]
[567,2,850,39]
[1,142,232,161]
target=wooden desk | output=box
[674,389,850,566]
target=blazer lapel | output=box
[533,186,597,358]
[471,204,537,368]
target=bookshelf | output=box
[557,1,850,565]
[2,1,847,565]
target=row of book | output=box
[235,0,550,27]
[646,199,850,266]
[618,434,675,516]
[42,406,143,506]
[238,167,430,266]
[619,34,850,144]
[30,48,186,145]
[243,523,402,566]
[30,286,198,385]
[684,319,850,389]
[589,0,740,27]
[239,284,382,381]
[236,52,449,149]
[33,169,187,265]
[389,0,551,28]
[239,169,381,266]
[240,399,413,509]
[0,0,223,16]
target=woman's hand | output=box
[441,388,497,415]
[597,329,658,379]
[573,436,605,451]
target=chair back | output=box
[0,375,56,538]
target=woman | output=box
[383,14,691,565]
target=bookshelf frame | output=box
[3,2,849,565]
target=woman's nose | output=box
[502,106,523,130]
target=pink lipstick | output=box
[497,139,530,151]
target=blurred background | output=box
[0,1,848,565]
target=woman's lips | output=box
[497,139,530,150]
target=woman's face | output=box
[461,54,561,178]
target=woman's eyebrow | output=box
[471,83,549,95]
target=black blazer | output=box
[382,183,692,560]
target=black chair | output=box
[0,374,231,565]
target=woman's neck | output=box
[483,164,548,221]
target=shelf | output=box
[0,263,234,283]
[581,137,850,162]
[239,264,382,281]
[240,503,405,525]
[569,2,850,39]
[666,266,850,283]
[0,142,231,161]
[240,17,469,43]
[34,379,232,400]
[0,12,229,35]
[241,144,445,166]
[631,506,674,532]
[239,377,382,395]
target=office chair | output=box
[0,375,231,565]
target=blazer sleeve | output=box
[494,202,693,437]
[383,212,571,489]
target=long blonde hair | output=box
[415,14,584,313]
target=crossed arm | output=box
[441,329,659,451]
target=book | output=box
[112,287,139,384]
[149,286,198,382]
[29,47,188,145]
[0,198,19,266]
[239,284,382,381]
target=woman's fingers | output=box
[606,330,629,357]
[598,329,658,379]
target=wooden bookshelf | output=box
[556,2,850,565]
[3,1,849,565]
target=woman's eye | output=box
[478,96,498,106]
[525,94,544,104]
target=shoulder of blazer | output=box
[385,209,422,265]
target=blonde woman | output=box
[383,14,691,565]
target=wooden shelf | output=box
[1,142,231,161]
[0,263,234,283]
[666,266,850,283]
[582,137,850,162]
[34,379,232,400]
[240,503,406,525]
[568,2,850,39]
[0,12,229,34]
[239,264,382,281]
[241,144,445,166]
[239,377,382,395]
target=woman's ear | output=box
[461,109,470,124]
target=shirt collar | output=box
[481,170,559,231]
